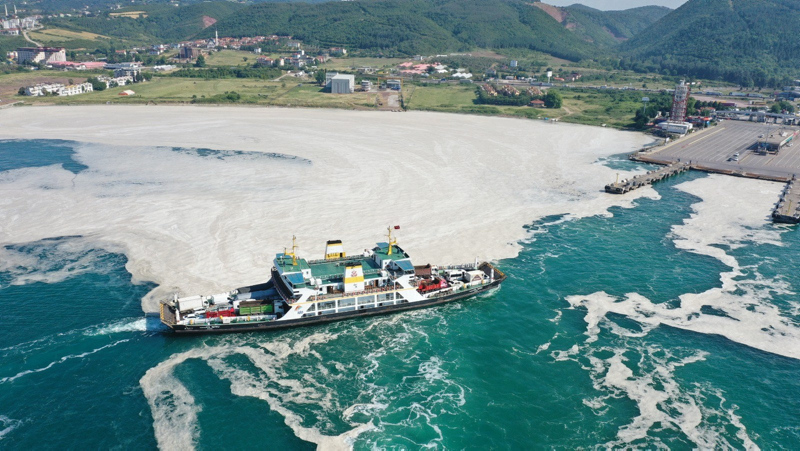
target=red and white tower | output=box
[670,80,690,123]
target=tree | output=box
[18,87,25,96]
[315,70,326,86]
[87,77,106,91]
[543,90,562,109]
[194,55,206,68]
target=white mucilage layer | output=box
[0,106,653,313]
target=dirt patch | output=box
[202,16,217,29]
[532,2,567,23]
[603,26,628,42]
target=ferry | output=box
[160,228,505,334]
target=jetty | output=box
[773,177,800,224]
[605,162,690,194]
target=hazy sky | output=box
[545,0,688,10]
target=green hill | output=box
[202,0,600,60]
[561,5,671,48]
[23,0,332,14]
[47,2,245,43]
[621,0,800,86]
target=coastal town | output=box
[1,3,796,132]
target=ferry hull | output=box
[167,279,502,335]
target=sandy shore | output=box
[0,105,653,311]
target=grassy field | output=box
[28,28,109,43]
[402,82,652,127]
[322,57,408,72]
[3,66,658,128]
[404,83,547,120]
[204,50,262,67]
[22,76,383,110]
[0,71,92,103]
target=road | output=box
[22,29,41,47]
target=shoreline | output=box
[9,95,645,131]
[0,105,654,311]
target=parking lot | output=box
[639,120,800,180]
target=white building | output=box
[330,74,355,94]
[657,121,693,135]
[24,82,92,96]
[24,83,64,96]
[16,47,66,64]
[58,83,93,96]
[98,75,134,88]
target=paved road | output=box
[641,120,800,180]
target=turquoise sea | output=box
[1,139,799,449]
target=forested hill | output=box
[201,0,602,60]
[621,0,800,86]
[22,0,332,14]
[560,5,671,48]
[48,2,246,43]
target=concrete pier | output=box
[605,162,690,194]
[773,177,800,224]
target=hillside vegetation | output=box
[621,0,800,86]
[203,0,600,60]
[48,2,245,43]
[17,0,800,87]
[561,5,671,48]
[22,0,332,14]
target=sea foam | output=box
[567,175,799,360]
[0,106,652,313]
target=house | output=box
[530,99,546,108]
[119,90,135,96]
[287,41,302,49]
[361,80,373,91]
[98,75,134,88]
[566,73,582,82]
[256,57,275,67]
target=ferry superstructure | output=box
[160,229,505,334]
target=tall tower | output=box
[671,80,690,123]
[5,5,8,17]
[215,28,219,47]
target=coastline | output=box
[0,104,653,311]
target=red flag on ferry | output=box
[394,225,400,230]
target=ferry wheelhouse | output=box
[160,229,505,334]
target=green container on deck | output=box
[239,304,273,315]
